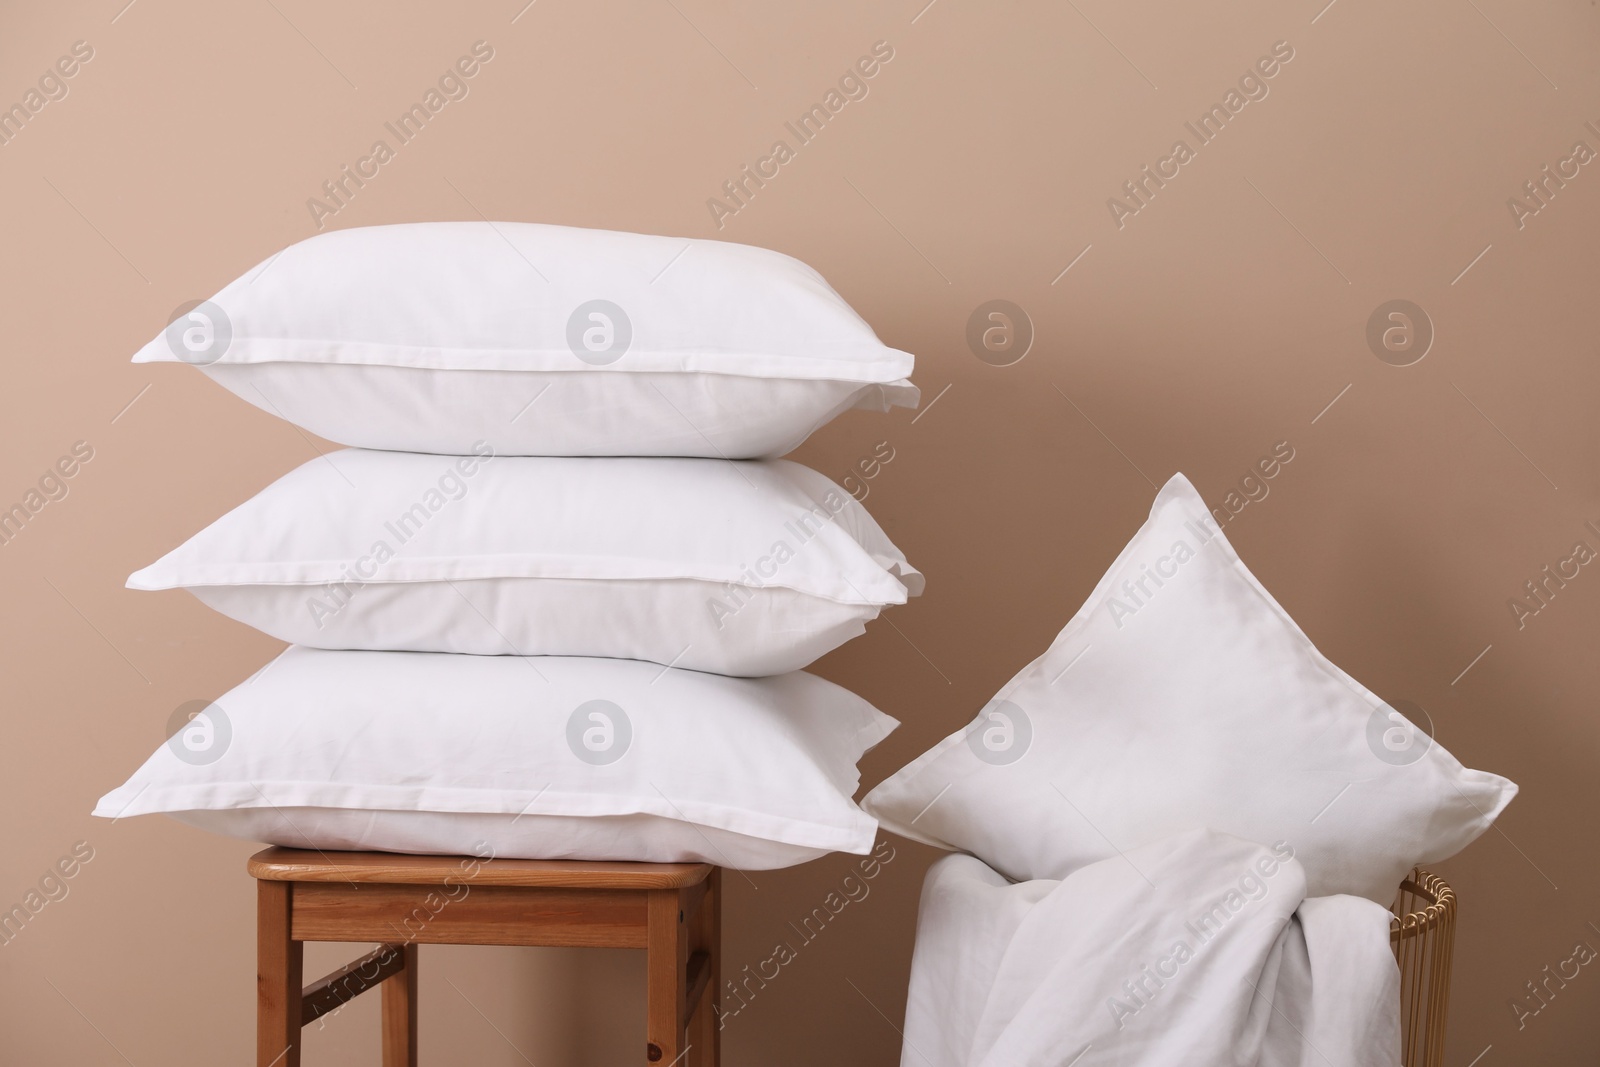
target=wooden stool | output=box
[250,847,721,1066]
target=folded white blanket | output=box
[902,830,1400,1067]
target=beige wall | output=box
[2,0,1596,1061]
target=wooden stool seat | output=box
[251,847,721,1066]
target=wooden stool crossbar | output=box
[251,848,722,1066]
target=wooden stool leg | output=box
[381,943,419,1067]
[688,870,721,1067]
[707,870,721,1067]
[646,888,688,1065]
[257,880,303,1067]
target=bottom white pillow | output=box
[171,808,832,869]
[96,647,895,869]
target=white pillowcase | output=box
[127,449,923,676]
[170,809,832,870]
[132,222,918,458]
[863,473,1516,902]
[94,648,896,869]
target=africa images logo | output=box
[1100,513,1224,630]
[705,41,895,228]
[1105,41,1296,230]
[566,700,632,766]
[966,699,1032,765]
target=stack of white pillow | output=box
[95,222,923,870]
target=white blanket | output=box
[901,830,1399,1067]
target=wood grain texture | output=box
[257,879,302,1067]
[252,852,719,1063]
[249,848,714,889]
[646,888,688,1064]
[291,882,650,948]
[301,943,406,1021]
[691,869,722,1067]
[684,951,712,1022]
[381,944,419,1067]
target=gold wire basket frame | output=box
[1390,867,1456,1067]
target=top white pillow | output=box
[863,473,1516,902]
[134,222,917,457]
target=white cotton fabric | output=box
[127,450,923,676]
[94,648,896,868]
[170,809,833,869]
[864,473,1515,902]
[131,221,918,457]
[902,831,1401,1067]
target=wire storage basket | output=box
[1390,867,1456,1067]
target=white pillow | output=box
[133,222,917,458]
[170,809,833,870]
[863,473,1516,902]
[127,449,923,676]
[94,648,896,869]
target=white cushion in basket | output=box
[863,473,1516,902]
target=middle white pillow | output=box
[129,448,922,676]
